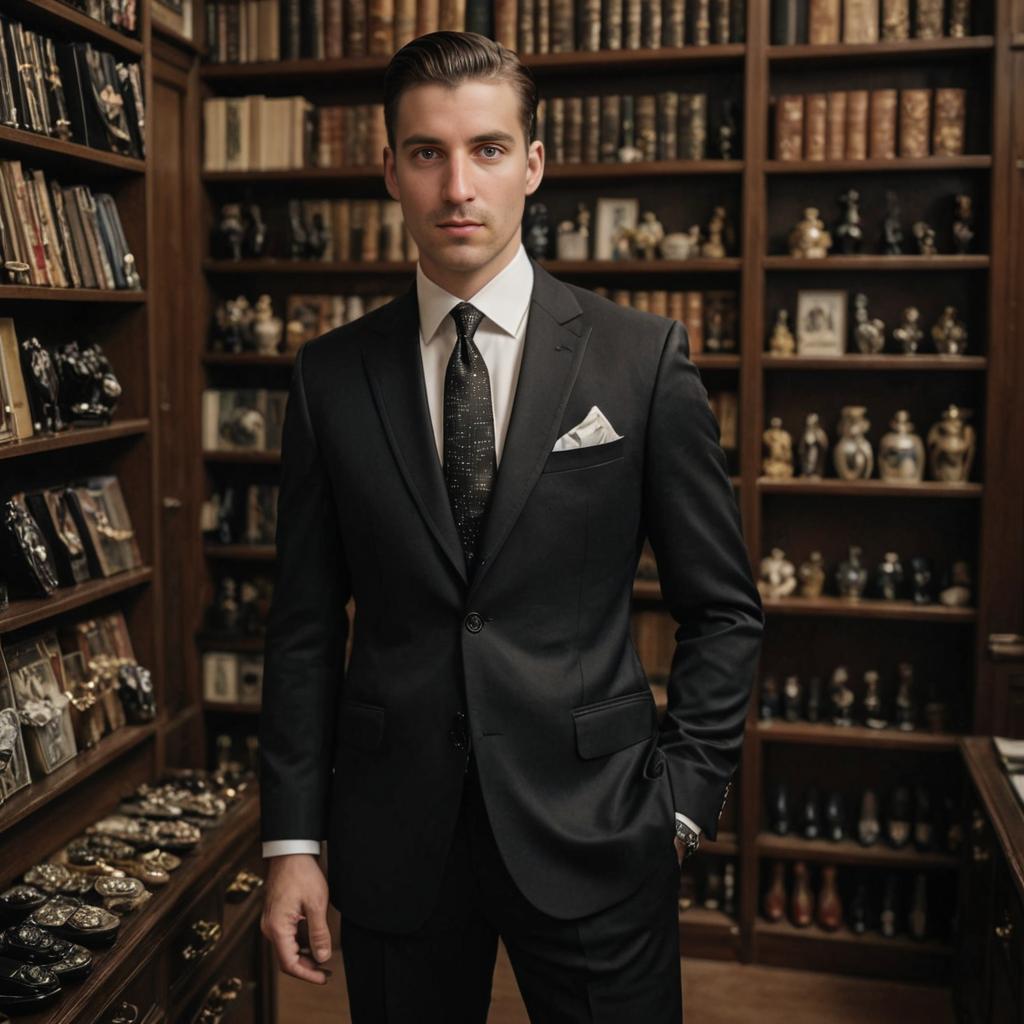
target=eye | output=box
[480,145,502,158]
[414,148,438,161]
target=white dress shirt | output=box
[262,243,700,858]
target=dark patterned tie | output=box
[443,301,496,571]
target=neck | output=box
[418,235,521,300]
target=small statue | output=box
[833,406,873,480]
[875,551,904,600]
[207,576,240,633]
[879,410,925,481]
[524,201,550,259]
[659,231,698,259]
[556,202,591,260]
[798,551,826,598]
[893,307,923,354]
[633,210,665,260]
[758,546,797,600]
[912,220,937,255]
[287,199,309,259]
[20,335,65,433]
[895,662,917,730]
[835,189,863,255]
[789,207,832,258]
[926,405,976,482]
[911,556,934,604]
[718,98,738,159]
[244,203,266,259]
[760,674,781,721]
[939,560,973,607]
[852,293,885,354]
[612,224,636,260]
[762,416,794,478]
[931,306,968,355]
[122,252,141,290]
[769,309,796,355]
[952,194,974,254]
[797,412,829,478]
[882,190,903,255]
[783,675,803,721]
[214,203,245,261]
[701,206,728,258]
[252,294,283,354]
[306,210,329,259]
[863,670,887,729]
[830,666,855,726]
[836,545,868,600]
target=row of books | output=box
[773,87,967,162]
[203,651,264,706]
[202,483,280,546]
[0,161,139,289]
[202,388,288,453]
[203,0,747,64]
[66,0,139,37]
[0,19,145,159]
[773,0,973,46]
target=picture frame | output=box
[796,290,848,356]
[594,197,639,260]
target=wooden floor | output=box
[277,939,956,1023]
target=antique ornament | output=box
[926,405,976,482]
[833,406,873,479]
[762,417,794,478]
[882,191,903,255]
[789,207,832,259]
[836,545,868,600]
[797,413,829,478]
[835,189,863,254]
[852,294,885,354]
[952,194,974,254]
[830,666,855,726]
[875,551,904,600]
[758,547,797,600]
[879,410,925,481]
[769,309,796,355]
[893,307,923,354]
[798,551,826,598]
[930,307,968,355]
[912,220,937,255]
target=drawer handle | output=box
[183,919,222,962]
[108,1002,140,1024]
[225,869,264,902]
[195,976,243,1024]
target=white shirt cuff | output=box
[262,839,323,858]
[674,812,702,836]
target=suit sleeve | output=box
[642,319,764,841]
[258,342,352,844]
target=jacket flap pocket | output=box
[338,700,386,751]
[572,690,655,759]
[542,435,625,474]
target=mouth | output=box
[438,221,482,235]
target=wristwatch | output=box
[674,816,701,861]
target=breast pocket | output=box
[541,436,625,474]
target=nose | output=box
[441,151,475,204]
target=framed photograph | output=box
[594,198,639,260]
[796,290,848,356]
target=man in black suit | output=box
[259,30,764,1022]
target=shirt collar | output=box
[416,242,534,344]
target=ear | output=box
[525,139,544,196]
[383,147,400,202]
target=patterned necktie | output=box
[442,301,496,571]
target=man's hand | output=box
[261,853,333,984]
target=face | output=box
[383,78,544,299]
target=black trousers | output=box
[338,752,683,1023]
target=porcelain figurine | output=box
[788,207,832,259]
[243,203,266,258]
[952,193,974,254]
[214,203,244,260]
[762,417,794,478]
[895,662,917,730]
[701,206,728,258]
[758,546,797,600]
[893,307,923,354]
[852,293,885,354]
[252,295,283,354]
[769,309,796,355]
[939,560,973,607]
[863,670,887,729]
[882,190,903,254]
[556,203,591,260]
[930,306,968,355]
[911,556,934,604]
[798,551,826,598]
[633,210,664,260]
[927,405,976,482]
[830,666,855,726]
[836,545,868,600]
[912,220,937,255]
[659,232,697,259]
[122,252,141,290]
[879,410,925,481]
[835,189,863,254]
[875,551,904,600]
[524,201,550,259]
[833,406,873,480]
[783,675,803,721]
[797,413,829,478]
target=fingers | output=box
[305,903,333,965]
[267,915,331,985]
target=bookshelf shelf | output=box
[755,833,959,870]
[759,596,977,623]
[761,355,987,371]
[756,478,983,498]
[6,0,143,57]
[203,449,281,464]
[203,544,276,561]
[764,156,992,174]
[763,255,989,271]
[0,419,150,461]
[0,125,147,176]
[0,285,148,302]
[766,36,994,65]
[756,720,960,752]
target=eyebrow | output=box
[400,131,518,149]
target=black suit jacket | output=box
[258,257,764,933]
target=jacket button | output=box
[465,612,484,633]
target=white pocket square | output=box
[552,405,623,452]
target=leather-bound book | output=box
[325,0,344,57]
[548,96,565,163]
[438,0,465,31]
[915,0,943,38]
[415,0,439,36]
[342,105,356,165]
[933,88,966,155]
[711,0,730,43]
[642,0,662,47]
[772,0,800,44]
[579,0,601,49]
[344,0,366,55]
[845,89,869,159]
[692,0,711,44]
[650,290,669,317]
[367,0,394,55]
[565,95,583,162]
[826,91,847,159]
[584,95,600,162]
[869,88,897,159]
[842,0,878,43]
[363,200,384,262]
[899,88,931,158]
[774,94,804,161]
[807,0,839,44]
[534,97,546,150]
[881,0,910,40]
[685,291,704,352]
[731,0,745,41]
[394,0,415,46]
[669,291,686,321]
[636,94,657,161]
[633,290,650,312]
[550,0,574,50]
[663,0,686,46]
[658,90,679,160]
[679,93,707,159]
[804,93,827,161]
[369,104,386,167]
[517,0,535,52]
[536,0,550,53]
[333,198,351,260]
[465,0,492,36]
[603,0,623,49]
[624,0,642,48]
[494,0,516,48]
[599,94,621,160]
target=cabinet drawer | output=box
[184,924,262,1024]
[96,955,161,1024]
[169,885,225,995]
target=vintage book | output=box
[361,199,381,262]
[623,0,642,48]
[416,0,440,36]
[691,0,711,44]
[804,93,827,161]
[583,95,600,162]
[344,0,366,54]
[465,0,492,36]
[774,94,804,161]
[843,0,879,43]
[381,201,404,261]
[899,88,931,158]
[367,0,394,55]
[663,0,685,46]
[869,88,897,159]
[599,94,620,160]
[678,93,707,159]
[549,0,574,49]
[642,0,663,48]
[60,181,97,288]
[915,0,944,39]
[47,180,81,288]
[685,291,704,352]
[669,291,685,322]
[807,0,840,44]
[711,0,730,42]
[565,95,583,162]
[494,0,516,48]
[657,90,678,160]
[771,0,800,44]
[845,89,869,160]
[0,318,33,441]
[635,94,657,162]
[881,0,910,40]
[517,0,535,50]
[825,91,847,160]
[73,185,115,289]
[547,95,565,163]
[535,0,550,52]
[602,0,623,50]
[438,0,465,31]
[933,88,966,156]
